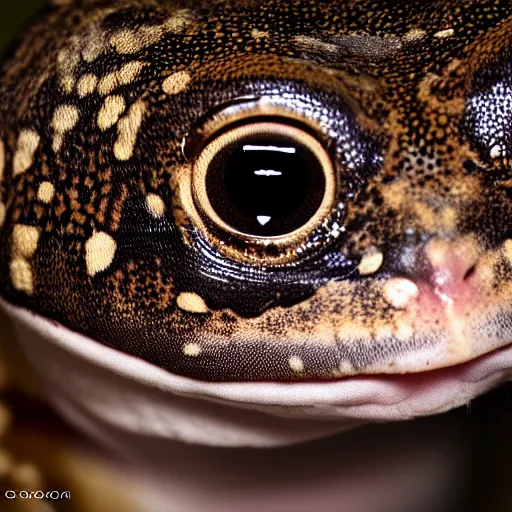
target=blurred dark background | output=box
[0,0,46,54]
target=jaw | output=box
[1,298,512,448]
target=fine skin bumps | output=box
[1,0,512,396]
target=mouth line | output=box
[281,341,512,385]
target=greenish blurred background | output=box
[0,0,46,54]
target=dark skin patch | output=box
[1,0,512,381]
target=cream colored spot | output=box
[114,101,145,161]
[77,74,98,97]
[182,343,202,357]
[85,232,117,276]
[288,356,304,373]
[98,95,126,131]
[57,45,79,80]
[251,29,269,41]
[60,75,75,94]
[37,182,55,204]
[404,28,426,41]
[98,72,118,96]
[10,259,34,295]
[358,249,384,276]
[0,202,5,228]
[110,28,159,54]
[434,28,454,38]
[163,11,192,33]
[177,292,209,313]
[395,322,414,341]
[146,193,165,217]
[162,70,191,95]
[337,360,357,376]
[98,62,144,96]
[383,278,419,309]
[12,225,40,259]
[0,139,5,182]
[13,130,40,177]
[52,105,80,152]
[118,61,144,85]
[53,134,64,154]
[490,145,502,159]
[110,11,191,54]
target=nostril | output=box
[463,265,476,281]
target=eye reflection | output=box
[211,139,321,236]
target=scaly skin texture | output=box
[1,0,512,382]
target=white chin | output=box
[1,297,511,448]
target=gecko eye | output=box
[192,122,335,241]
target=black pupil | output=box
[205,134,326,237]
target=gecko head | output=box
[1,0,512,445]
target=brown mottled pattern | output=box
[0,0,512,381]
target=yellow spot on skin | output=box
[13,130,40,177]
[146,193,165,217]
[114,101,145,161]
[251,29,269,41]
[110,30,149,54]
[10,259,34,295]
[37,182,55,204]
[0,203,5,228]
[98,73,118,96]
[404,28,426,41]
[182,343,202,357]
[289,356,304,373]
[85,232,117,276]
[52,105,80,152]
[60,75,75,94]
[111,28,159,54]
[98,62,144,95]
[110,11,191,54]
[337,360,357,376]
[162,12,192,33]
[10,225,39,294]
[434,28,454,38]
[358,249,384,275]
[0,139,5,182]
[98,95,126,131]
[383,278,419,310]
[118,61,144,85]
[77,74,98,97]
[12,225,40,259]
[53,134,64,154]
[177,292,209,313]
[395,322,414,341]
[162,71,191,95]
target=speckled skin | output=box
[1,0,512,382]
